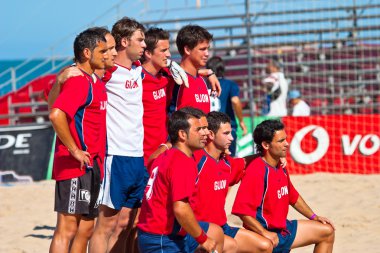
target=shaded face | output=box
[104,33,117,69]
[149,39,171,69]
[188,40,210,68]
[199,116,210,137]
[186,117,208,150]
[267,129,289,159]
[126,29,146,61]
[213,122,233,151]
[90,41,108,69]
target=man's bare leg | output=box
[88,205,119,253]
[291,220,335,253]
[108,207,137,253]
[50,213,80,253]
[222,235,238,253]
[234,228,273,253]
[70,217,95,253]
[123,208,140,253]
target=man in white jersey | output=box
[88,17,147,253]
[262,60,289,117]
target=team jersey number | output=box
[145,166,158,200]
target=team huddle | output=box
[47,17,335,253]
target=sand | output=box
[1,173,380,253]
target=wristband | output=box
[195,230,208,244]
[207,72,215,77]
[310,213,317,220]
[159,143,169,150]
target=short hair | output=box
[176,25,213,56]
[168,107,205,144]
[141,27,170,62]
[265,59,281,73]
[87,26,110,37]
[206,111,230,134]
[145,27,170,53]
[112,17,145,51]
[206,56,225,77]
[253,120,285,154]
[74,28,107,63]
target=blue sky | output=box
[1,0,134,59]
[0,0,247,60]
[1,0,374,60]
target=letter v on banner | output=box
[283,115,380,174]
[342,135,362,155]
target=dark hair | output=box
[168,107,205,144]
[206,56,225,77]
[206,111,230,134]
[265,59,281,74]
[253,120,285,154]
[176,25,213,56]
[112,17,145,51]
[74,28,107,63]
[87,26,110,37]
[141,27,170,62]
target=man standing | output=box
[189,111,273,253]
[49,29,108,253]
[206,56,248,156]
[142,27,222,166]
[46,27,116,253]
[232,120,335,253]
[170,25,215,114]
[262,60,288,116]
[138,107,224,253]
[89,17,148,253]
[141,27,176,166]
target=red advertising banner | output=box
[282,115,380,174]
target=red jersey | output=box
[232,157,299,230]
[138,148,197,235]
[52,72,107,181]
[169,73,210,113]
[142,68,174,165]
[190,149,245,226]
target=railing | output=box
[0,57,72,97]
[1,0,379,121]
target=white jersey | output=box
[263,72,288,117]
[292,100,311,116]
[104,63,144,157]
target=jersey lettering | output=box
[125,80,139,89]
[277,186,289,199]
[145,166,159,200]
[214,180,227,191]
[100,101,107,110]
[195,94,209,103]
[153,88,166,100]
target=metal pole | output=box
[11,68,16,92]
[245,0,255,152]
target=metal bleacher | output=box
[143,1,380,116]
[1,0,379,126]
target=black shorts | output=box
[54,159,101,219]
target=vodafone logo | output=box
[290,125,329,165]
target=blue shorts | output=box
[97,155,148,210]
[185,222,210,253]
[138,229,187,253]
[273,220,298,253]
[221,223,239,238]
